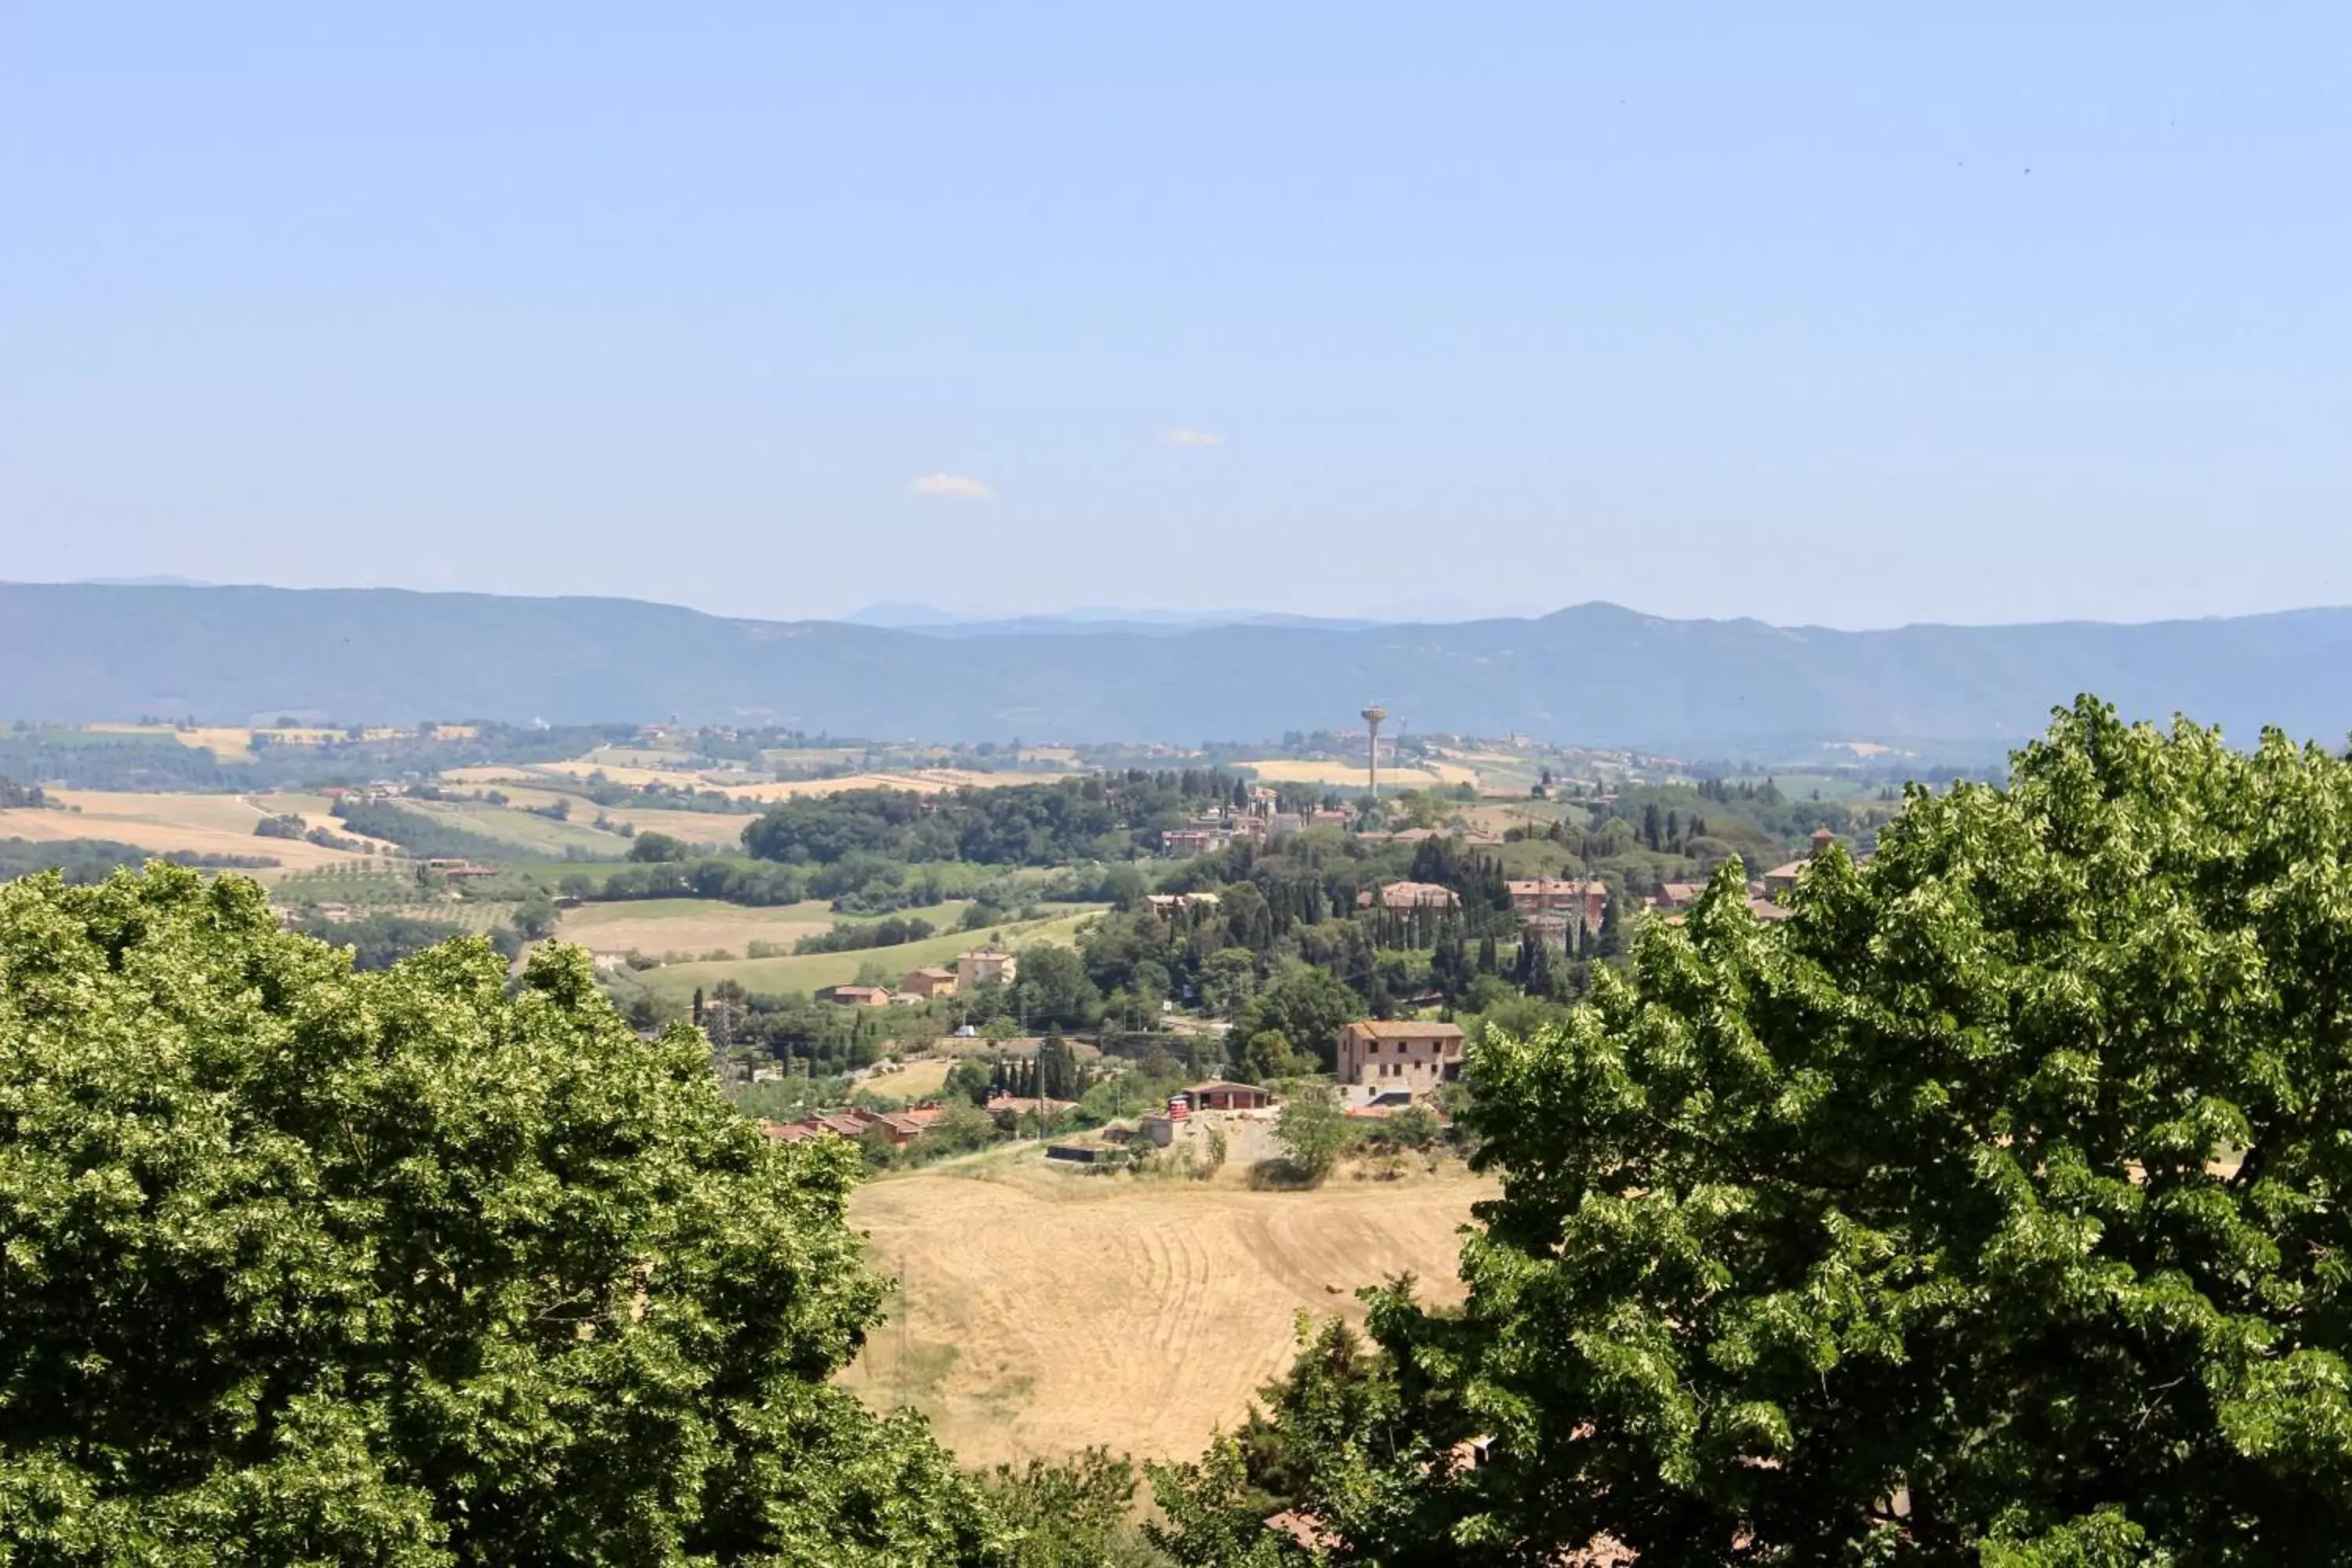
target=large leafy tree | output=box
[1202,700,2352,1564]
[1241,967,1363,1073]
[0,865,996,1565]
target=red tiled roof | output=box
[1341,1020,1465,1040]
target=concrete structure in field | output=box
[1360,705,1388,799]
[900,966,958,1000]
[956,949,1018,989]
[1334,1019,1465,1099]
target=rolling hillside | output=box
[5,583,2350,747]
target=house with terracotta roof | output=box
[1763,828,1842,895]
[818,983,892,1007]
[1507,877,1608,926]
[1146,891,1220,918]
[1335,1019,1465,1100]
[759,1103,946,1149]
[900,966,958,1000]
[1183,1079,1274,1112]
[1356,880,1461,913]
[1653,881,1704,910]
[956,949,1018,988]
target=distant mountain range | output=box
[842,603,1394,638]
[3,583,2348,750]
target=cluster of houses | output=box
[1650,827,1851,924]
[815,949,1018,1008]
[1160,786,1354,855]
[1345,829,1853,948]
[759,1103,946,1148]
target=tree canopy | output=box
[1174,699,2352,1564]
[0,865,993,1565]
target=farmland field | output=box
[847,1160,1490,1466]
[454,784,756,849]
[0,790,390,873]
[554,897,963,958]
[868,1055,956,1098]
[1236,757,1475,790]
[390,797,629,856]
[625,907,1102,1002]
[83,723,470,763]
[452,760,1067,803]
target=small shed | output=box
[1185,1079,1273,1112]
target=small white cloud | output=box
[1160,428,1224,448]
[910,473,993,499]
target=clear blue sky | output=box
[5,4,2347,626]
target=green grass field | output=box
[397,799,633,857]
[1726,772,1889,802]
[621,906,1105,1003]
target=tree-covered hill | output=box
[8,583,2352,746]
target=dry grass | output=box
[868,1056,956,1099]
[455,762,1066,804]
[85,723,472,763]
[1239,758,1456,789]
[633,908,1098,1003]
[556,898,869,957]
[461,786,753,849]
[845,1159,1488,1466]
[0,791,388,873]
[719,769,1064,801]
[593,808,757,847]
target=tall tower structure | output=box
[1360,705,1388,800]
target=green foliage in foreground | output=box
[0,866,995,1566]
[1162,699,2352,1564]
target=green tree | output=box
[1016,944,1102,1030]
[1240,1029,1296,1083]
[946,1056,996,1106]
[1226,699,2352,1563]
[1100,862,1149,910]
[0,865,995,1565]
[511,890,560,939]
[1036,1031,1080,1100]
[983,1448,1164,1567]
[1272,1081,1352,1182]
[1200,947,1261,1021]
[626,829,690,862]
[1241,965,1362,1072]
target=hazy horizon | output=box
[8,5,2350,627]
[11,575,2352,637]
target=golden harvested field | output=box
[530,760,721,789]
[867,1056,956,1098]
[455,785,755,848]
[0,791,387,872]
[720,769,1065,801]
[1239,758,1457,789]
[555,898,946,958]
[85,723,472,763]
[439,766,550,786]
[460,762,1065,803]
[848,1161,1488,1466]
[594,807,757,847]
